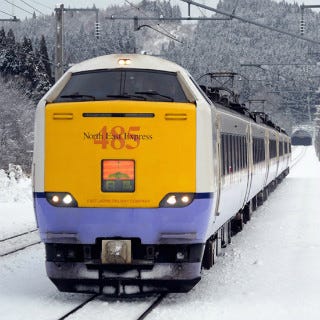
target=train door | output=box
[214,113,222,216]
[243,123,252,206]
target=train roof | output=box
[200,84,288,135]
[69,54,187,74]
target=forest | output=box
[1,0,320,171]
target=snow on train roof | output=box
[69,54,186,73]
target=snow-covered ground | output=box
[0,146,319,319]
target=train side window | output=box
[232,135,236,172]
[243,137,248,168]
[253,138,257,164]
[269,139,276,158]
[242,136,245,169]
[260,138,265,162]
[236,136,241,171]
[224,134,228,175]
[226,134,230,175]
[233,136,236,172]
[228,135,232,174]
[239,136,243,170]
[279,141,284,156]
[221,134,225,176]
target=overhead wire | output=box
[17,0,45,15]
[0,9,16,18]
[28,0,52,11]
[124,0,181,43]
[195,0,208,17]
[4,0,33,15]
[180,0,320,45]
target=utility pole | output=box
[55,4,64,82]
[54,5,100,82]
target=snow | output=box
[0,170,35,240]
[0,146,320,319]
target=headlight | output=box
[46,192,78,207]
[159,193,194,208]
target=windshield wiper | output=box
[106,94,146,101]
[135,91,174,102]
[60,94,96,100]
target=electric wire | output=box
[0,9,16,17]
[28,0,52,11]
[4,0,33,15]
[125,0,181,43]
[17,0,45,15]
[180,0,320,45]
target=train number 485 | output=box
[94,126,141,150]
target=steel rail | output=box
[0,229,41,257]
[0,241,41,257]
[290,146,307,169]
[57,294,100,320]
[136,293,168,320]
[0,228,38,242]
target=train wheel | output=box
[243,201,252,224]
[231,212,243,236]
[263,187,269,201]
[202,238,215,270]
[221,225,230,248]
[252,196,257,211]
[221,226,226,248]
[257,191,264,206]
[227,221,232,244]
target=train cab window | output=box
[55,69,189,103]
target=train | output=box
[32,54,291,295]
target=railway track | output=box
[290,146,307,169]
[56,292,168,320]
[0,228,169,320]
[0,229,41,257]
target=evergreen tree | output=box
[1,29,19,76]
[0,28,6,50]
[38,35,53,83]
[19,36,36,84]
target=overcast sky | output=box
[1,0,320,21]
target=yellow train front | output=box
[32,54,215,294]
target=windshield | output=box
[54,69,188,103]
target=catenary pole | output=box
[55,4,64,82]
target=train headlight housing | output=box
[46,192,78,207]
[159,193,194,208]
[118,58,132,65]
